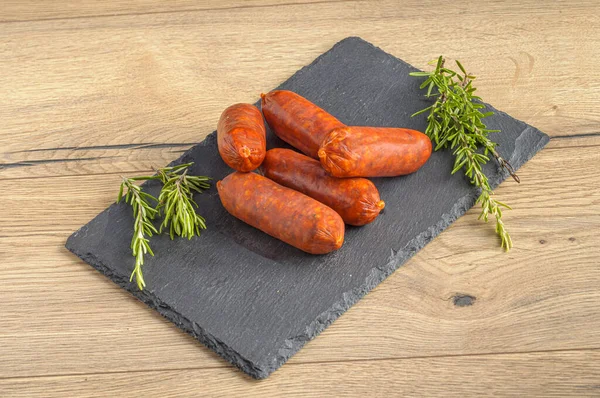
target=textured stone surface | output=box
[66,37,549,379]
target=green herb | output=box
[410,56,519,251]
[117,162,210,289]
[117,177,159,290]
[156,163,211,240]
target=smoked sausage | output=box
[217,172,344,254]
[261,148,385,226]
[217,103,266,172]
[261,90,346,158]
[318,126,432,177]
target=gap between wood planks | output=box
[0,347,598,382]
[7,131,600,155]
[0,170,155,182]
[1,132,598,181]
[0,141,193,171]
[552,132,600,140]
[0,157,117,170]
[10,142,196,154]
[0,0,360,24]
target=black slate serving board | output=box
[66,37,549,379]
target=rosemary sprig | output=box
[117,162,210,290]
[410,56,519,250]
[117,177,159,290]
[156,163,211,240]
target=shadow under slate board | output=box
[66,37,549,379]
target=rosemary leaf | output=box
[410,57,520,250]
[156,162,211,241]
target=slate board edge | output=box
[64,244,267,377]
[65,36,550,379]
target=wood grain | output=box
[0,0,353,22]
[1,0,599,396]
[2,350,599,397]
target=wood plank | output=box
[2,0,596,23]
[1,350,599,397]
[0,0,349,22]
[1,0,599,179]
[1,141,598,378]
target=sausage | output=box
[217,171,344,254]
[318,126,432,177]
[217,103,266,172]
[261,148,385,226]
[261,90,346,158]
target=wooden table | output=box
[1,1,599,396]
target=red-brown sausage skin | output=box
[261,149,385,226]
[261,90,346,158]
[318,127,432,177]
[217,104,266,172]
[217,172,344,254]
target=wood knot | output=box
[453,294,476,307]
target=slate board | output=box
[66,37,549,379]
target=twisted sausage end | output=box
[238,145,251,159]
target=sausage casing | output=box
[217,172,344,254]
[261,148,385,226]
[318,126,432,177]
[261,90,346,158]
[217,103,266,172]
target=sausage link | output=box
[217,172,344,254]
[261,149,385,226]
[217,103,266,172]
[261,90,346,158]
[318,126,432,177]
